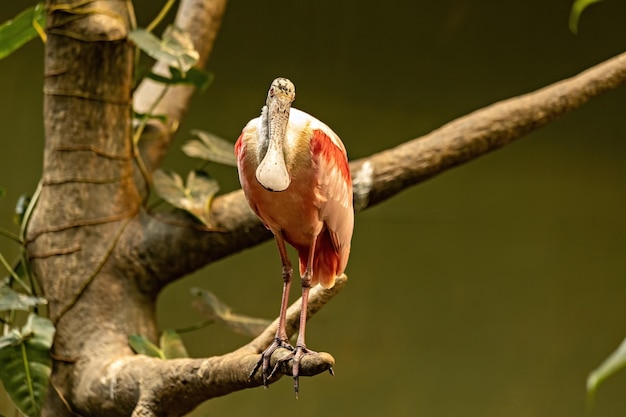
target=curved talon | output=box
[249,338,294,387]
[265,344,318,398]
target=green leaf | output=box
[145,71,173,85]
[569,0,604,34]
[182,130,237,167]
[587,335,626,403]
[147,66,214,91]
[0,3,46,60]
[128,334,164,359]
[0,329,21,351]
[184,67,214,91]
[191,288,272,337]
[169,66,213,91]
[0,284,46,312]
[129,25,199,75]
[153,170,219,227]
[0,313,54,417]
[160,329,189,359]
[133,111,168,123]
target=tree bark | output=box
[25,1,626,416]
[31,1,141,416]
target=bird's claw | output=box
[249,338,294,387]
[270,344,319,398]
[250,340,330,397]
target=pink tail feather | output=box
[298,229,341,289]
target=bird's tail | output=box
[298,229,341,289]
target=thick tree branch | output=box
[351,52,626,207]
[140,51,626,285]
[74,278,345,416]
[133,0,228,172]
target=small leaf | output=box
[153,170,186,205]
[0,313,54,417]
[169,66,213,91]
[0,3,46,60]
[183,171,219,223]
[182,130,237,167]
[14,194,31,226]
[191,288,272,337]
[147,67,214,91]
[587,335,626,402]
[133,111,168,124]
[145,71,173,85]
[23,314,55,345]
[569,0,604,34]
[160,329,188,359]
[0,284,47,312]
[129,334,164,359]
[0,330,22,351]
[182,67,214,91]
[129,25,199,75]
[153,170,219,227]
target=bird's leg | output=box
[249,231,295,387]
[270,236,324,397]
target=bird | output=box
[235,77,354,396]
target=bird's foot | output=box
[270,344,333,398]
[249,337,294,387]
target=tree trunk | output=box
[30,2,146,416]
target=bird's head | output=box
[266,77,296,106]
[256,78,296,192]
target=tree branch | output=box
[351,51,626,208]
[139,51,626,286]
[73,277,345,416]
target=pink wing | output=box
[309,128,354,286]
[235,127,265,224]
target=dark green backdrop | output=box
[1,1,626,416]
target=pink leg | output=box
[249,231,295,386]
[271,235,329,397]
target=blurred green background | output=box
[2,1,626,416]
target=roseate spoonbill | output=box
[235,78,354,395]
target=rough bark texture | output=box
[31,2,144,416]
[23,0,626,416]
